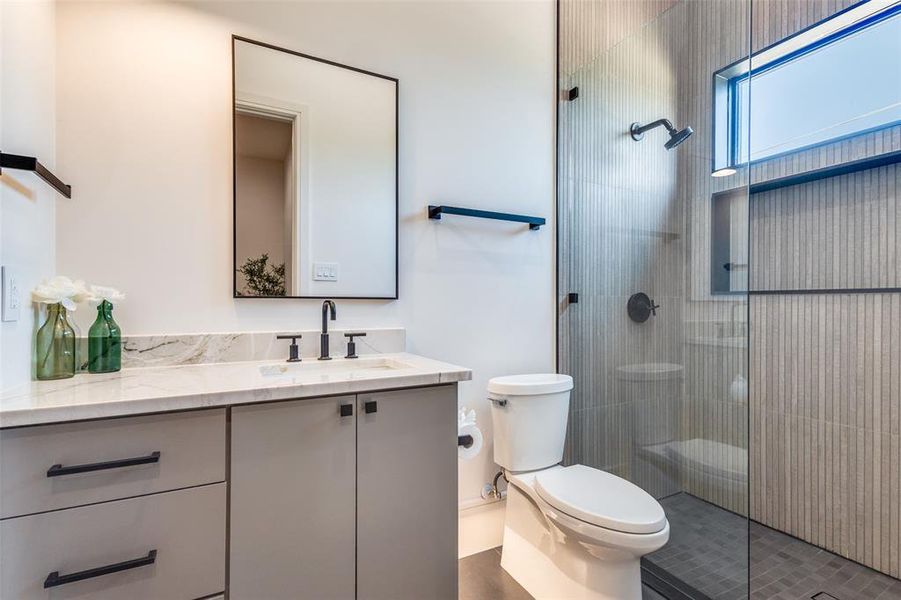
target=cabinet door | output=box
[230,396,356,600]
[357,385,458,600]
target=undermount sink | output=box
[259,356,413,378]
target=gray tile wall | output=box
[749,171,901,578]
[559,0,694,500]
[751,165,900,292]
[675,0,751,516]
[746,1,901,579]
[750,294,901,579]
[558,0,751,511]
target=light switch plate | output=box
[313,262,339,282]
[2,266,21,322]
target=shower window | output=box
[713,0,901,171]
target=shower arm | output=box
[630,119,677,139]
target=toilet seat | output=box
[508,466,670,556]
[534,465,667,534]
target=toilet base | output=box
[499,483,644,600]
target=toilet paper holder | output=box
[457,406,483,460]
[458,434,474,448]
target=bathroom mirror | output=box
[233,36,398,299]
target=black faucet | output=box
[320,300,337,360]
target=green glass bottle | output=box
[35,303,76,380]
[88,300,122,373]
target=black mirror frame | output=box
[231,35,399,300]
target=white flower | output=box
[72,280,95,303]
[89,285,125,303]
[31,276,89,311]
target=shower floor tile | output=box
[645,493,901,600]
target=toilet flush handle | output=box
[488,397,507,407]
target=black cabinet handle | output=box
[339,404,354,417]
[44,549,157,588]
[47,451,161,477]
[364,401,378,414]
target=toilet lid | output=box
[534,465,666,534]
[487,373,574,396]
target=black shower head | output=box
[664,126,694,150]
[630,119,694,151]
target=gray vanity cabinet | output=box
[0,410,228,600]
[229,385,457,600]
[357,386,458,600]
[230,395,357,600]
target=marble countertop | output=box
[0,353,471,428]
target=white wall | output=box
[54,1,555,508]
[0,0,57,390]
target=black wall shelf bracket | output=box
[428,205,546,230]
[0,152,72,198]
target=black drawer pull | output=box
[339,404,354,417]
[364,401,378,414]
[47,451,161,477]
[44,549,157,588]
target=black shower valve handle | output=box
[627,292,659,324]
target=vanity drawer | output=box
[0,409,225,518]
[0,483,225,599]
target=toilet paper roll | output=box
[458,424,483,460]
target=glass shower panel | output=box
[558,0,751,597]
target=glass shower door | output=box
[557,0,751,597]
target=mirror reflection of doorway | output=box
[234,110,295,296]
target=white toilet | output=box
[489,373,669,600]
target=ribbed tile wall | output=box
[750,293,901,579]
[559,1,688,501]
[749,166,901,578]
[558,0,751,515]
[746,0,901,579]
[751,165,900,292]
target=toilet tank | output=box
[488,374,574,472]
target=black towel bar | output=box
[429,205,545,230]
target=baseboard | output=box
[458,499,506,559]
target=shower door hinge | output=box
[565,87,579,101]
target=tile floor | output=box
[646,493,749,598]
[459,493,901,600]
[647,493,901,600]
[458,545,666,600]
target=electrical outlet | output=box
[313,262,339,282]
[2,266,20,322]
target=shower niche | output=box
[710,188,749,295]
